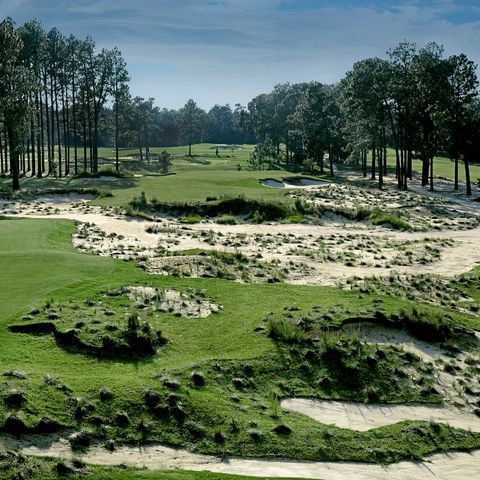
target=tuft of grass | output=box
[216,215,238,225]
[182,215,203,224]
[266,317,307,343]
[371,213,412,231]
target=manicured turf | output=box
[0,143,323,207]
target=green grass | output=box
[1,146,480,476]
[0,144,333,211]
[1,217,480,469]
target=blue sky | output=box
[1,0,479,109]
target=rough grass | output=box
[1,218,480,465]
[371,213,412,231]
[130,194,293,223]
[0,451,303,480]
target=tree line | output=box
[0,18,253,190]
[244,42,480,195]
[1,17,479,195]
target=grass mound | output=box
[129,193,293,223]
[395,306,455,342]
[9,298,167,360]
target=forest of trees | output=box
[1,17,479,194]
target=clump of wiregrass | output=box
[371,212,412,231]
[216,214,238,225]
[180,215,202,224]
[266,317,308,343]
[74,169,123,179]
[396,306,454,342]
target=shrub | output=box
[294,198,314,215]
[69,429,93,449]
[273,423,292,435]
[3,414,27,435]
[191,371,206,387]
[214,431,226,444]
[115,411,130,426]
[354,207,372,221]
[248,428,264,442]
[127,311,140,331]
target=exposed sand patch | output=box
[2,196,480,286]
[123,286,221,318]
[341,322,480,409]
[281,398,480,432]
[98,176,119,181]
[262,179,286,189]
[342,322,451,363]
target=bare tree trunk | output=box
[30,98,36,177]
[421,156,429,186]
[454,156,459,191]
[72,74,78,174]
[362,148,367,178]
[371,143,376,180]
[7,124,20,190]
[378,144,383,190]
[55,75,62,177]
[0,132,3,173]
[383,129,387,176]
[36,93,43,177]
[115,87,119,173]
[44,73,52,175]
[430,155,434,192]
[62,82,70,175]
[465,157,472,196]
[50,75,56,174]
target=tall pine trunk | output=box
[7,124,20,191]
[465,157,471,196]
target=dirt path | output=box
[1,433,479,480]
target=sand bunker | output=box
[261,178,331,189]
[3,198,480,287]
[211,145,242,151]
[36,193,95,204]
[281,398,480,432]
[1,433,477,480]
[98,176,119,181]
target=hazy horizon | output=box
[1,0,479,110]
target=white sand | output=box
[0,434,477,480]
[281,398,480,432]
